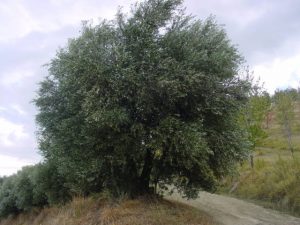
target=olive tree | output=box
[35,0,251,198]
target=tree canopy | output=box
[239,86,270,150]
[35,0,251,198]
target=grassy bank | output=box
[0,195,217,225]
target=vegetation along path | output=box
[167,192,300,225]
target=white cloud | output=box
[11,104,27,116]
[0,0,135,43]
[0,69,35,86]
[0,1,38,42]
[39,0,135,30]
[0,154,34,176]
[0,117,29,147]
[185,0,269,28]
[253,54,300,93]
[0,106,7,112]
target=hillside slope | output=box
[0,196,217,225]
[223,101,300,216]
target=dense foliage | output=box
[0,163,70,217]
[34,0,251,198]
[240,91,270,148]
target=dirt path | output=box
[167,192,300,225]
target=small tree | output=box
[239,89,270,168]
[275,90,295,156]
[35,0,251,198]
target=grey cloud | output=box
[185,0,300,65]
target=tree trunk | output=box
[266,111,272,129]
[138,148,153,195]
[284,114,294,157]
[126,158,139,197]
[285,123,294,157]
[250,154,254,169]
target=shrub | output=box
[0,163,71,219]
[0,176,19,217]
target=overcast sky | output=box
[1,0,300,176]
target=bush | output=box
[34,162,71,205]
[0,163,71,218]
[14,168,35,211]
[0,176,19,217]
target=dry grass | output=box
[0,196,217,225]
[221,101,300,216]
[231,157,300,216]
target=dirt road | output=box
[167,192,300,225]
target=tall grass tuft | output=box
[235,157,300,216]
[0,195,217,225]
